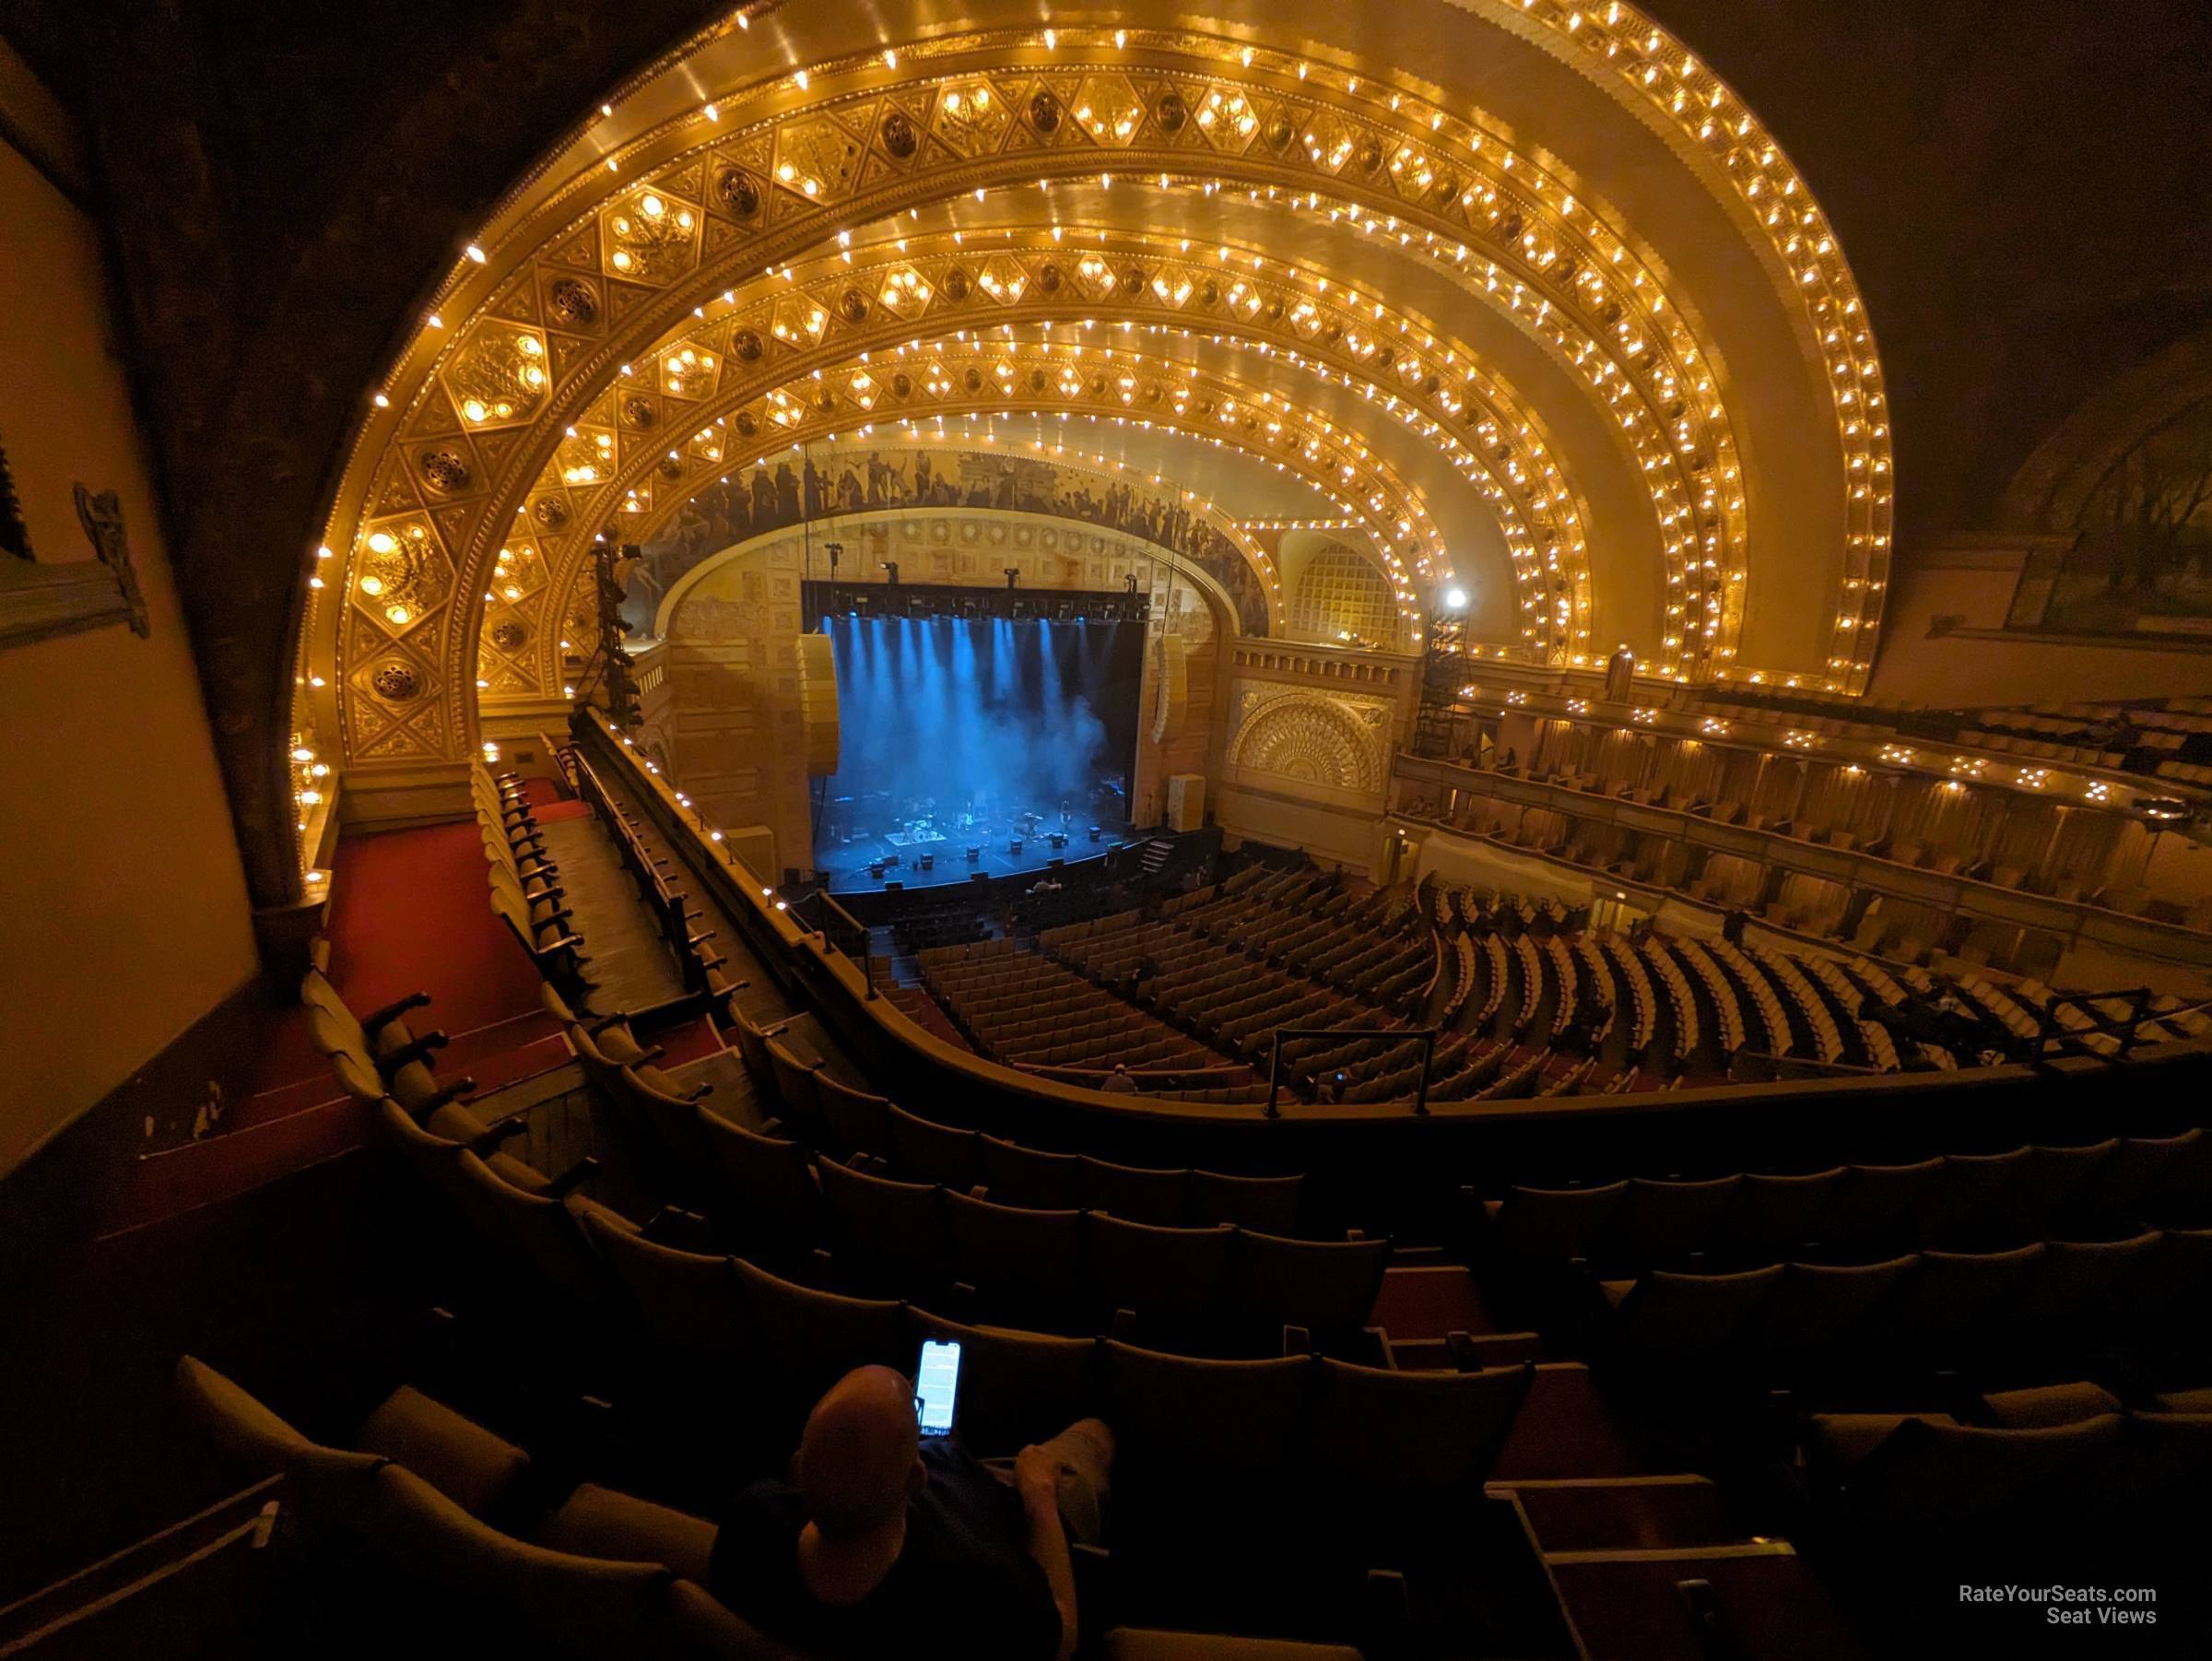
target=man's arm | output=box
[1014,1444,1078,1661]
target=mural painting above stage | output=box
[623,445,1274,640]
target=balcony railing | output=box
[1393,752,2212,971]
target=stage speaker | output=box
[1049,857,1065,868]
[884,880,903,891]
[919,853,935,870]
[1009,838,1024,854]
[971,872,989,884]
[966,845,982,861]
[1149,632,1188,742]
[797,632,841,776]
[1165,772,1206,833]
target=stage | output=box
[814,822,1141,898]
[806,599,1147,898]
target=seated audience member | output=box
[1100,1063,1139,1093]
[712,1365,1112,1661]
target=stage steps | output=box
[1139,838,1175,876]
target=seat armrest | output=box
[544,1156,600,1198]
[362,990,433,1036]
[382,1031,449,1071]
[465,1118,527,1155]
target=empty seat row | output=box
[1481,1132,2212,1283]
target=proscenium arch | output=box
[296,6,1896,882]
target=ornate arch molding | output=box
[546,222,1608,654]
[1225,686,1391,799]
[522,342,1441,662]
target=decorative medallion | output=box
[942,266,972,302]
[488,619,528,652]
[1030,89,1062,135]
[371,661,422,701]
[733,328,764,362]
[533,497,571,530]
[880,111,919,159]
[837,289,869,324]
[622,395,658,430]
[417,448,471,494]
[715,168,763,218]
[1036,263,1063,295]
[1155,90,1187,134]
[547,277,599,327]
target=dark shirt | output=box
[712,1441,1060,1660]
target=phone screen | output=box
[915,1339,961,1437]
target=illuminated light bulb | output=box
[372,393,390,408]
[385,605,412,626]
[465,244,487,265]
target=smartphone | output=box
[915,1339,961,1438]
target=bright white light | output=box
[1444,587,1469,611]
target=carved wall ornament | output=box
[0,475,150,647]
[1226,684,1393,796]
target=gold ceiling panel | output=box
[599,187,700,284]
[931,78,1015,156]
[445,324,552,430]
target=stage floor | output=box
[817,821,1137,894]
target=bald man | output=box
[711,1365,1112,1661]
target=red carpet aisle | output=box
[110,782,584,1232]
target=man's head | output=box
[796,1366,924,1538]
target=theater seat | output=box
[810,1071,894,1161]
[695,1107,823,1253]
[366,1464,796,1660]
[1103,1631,1362,1661]
[884,1102,982,1188]
[543,1482,719,1585]
[355,1384,531,1521]
[175,1355,383,1527]
[905,1310,1100,1456]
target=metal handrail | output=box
[1265,1025,1439,1119]
[798,888,877,998]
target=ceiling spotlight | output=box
[1443,587,1469,611]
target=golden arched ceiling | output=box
[299,8,1894,858]
[488,221,1610,679]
